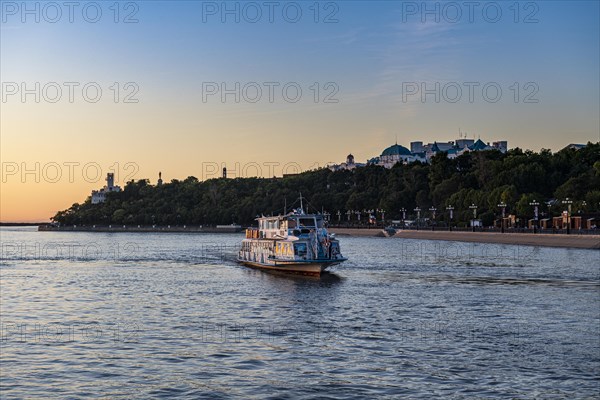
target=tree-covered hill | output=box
[52,143,600,227]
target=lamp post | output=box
[580,201,587,230]
[529,200,540,233]
[562,198,573,234]
[400,208,406,228]
[414,207,421,230]
[446,205,454,231]
[346,210,352,222]
[429,207,437,231]
[337,210,341,223]
[580,201,587,214]
[497,202,507,233]
[469,204,478,232]
[378,209,386,226]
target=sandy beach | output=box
[330,228,600,250]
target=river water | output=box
[1,227,599,398]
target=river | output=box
[1,227,598,398]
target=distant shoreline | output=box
[0,222,49,226]
[330,228,600,250]
[36,225,243,234]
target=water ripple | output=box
[1,228,599,398]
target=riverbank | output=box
[1,222,48,226]
[37,225,243,233]
[330,228,600,249]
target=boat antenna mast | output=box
[299,192,304,213]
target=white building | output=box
[369,138,508,168]
[329,137,509,171]
[368,143,427,168]
[564,143,586,151]
[91,173,122,204]
[329,154,366,171]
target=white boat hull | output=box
[237,259,345,276]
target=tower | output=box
[222,167,227,179]
[410,141,424,153]
[106,173,115,189]
[157,172,163,186]
[346,154,354,165]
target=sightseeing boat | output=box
[237,206,347,276]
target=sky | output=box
[1,0,599,222]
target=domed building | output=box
[329,136,508,171]
[374,143,424,168]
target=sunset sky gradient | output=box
[1,1,599,221]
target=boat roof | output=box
[255,209,323,221]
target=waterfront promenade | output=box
[330,228,600,249]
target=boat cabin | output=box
[246,211,325,240]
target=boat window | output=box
[316,219,323,228]
[288,219,296,228]
[294,243,307,257]
[299,218,315,228]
